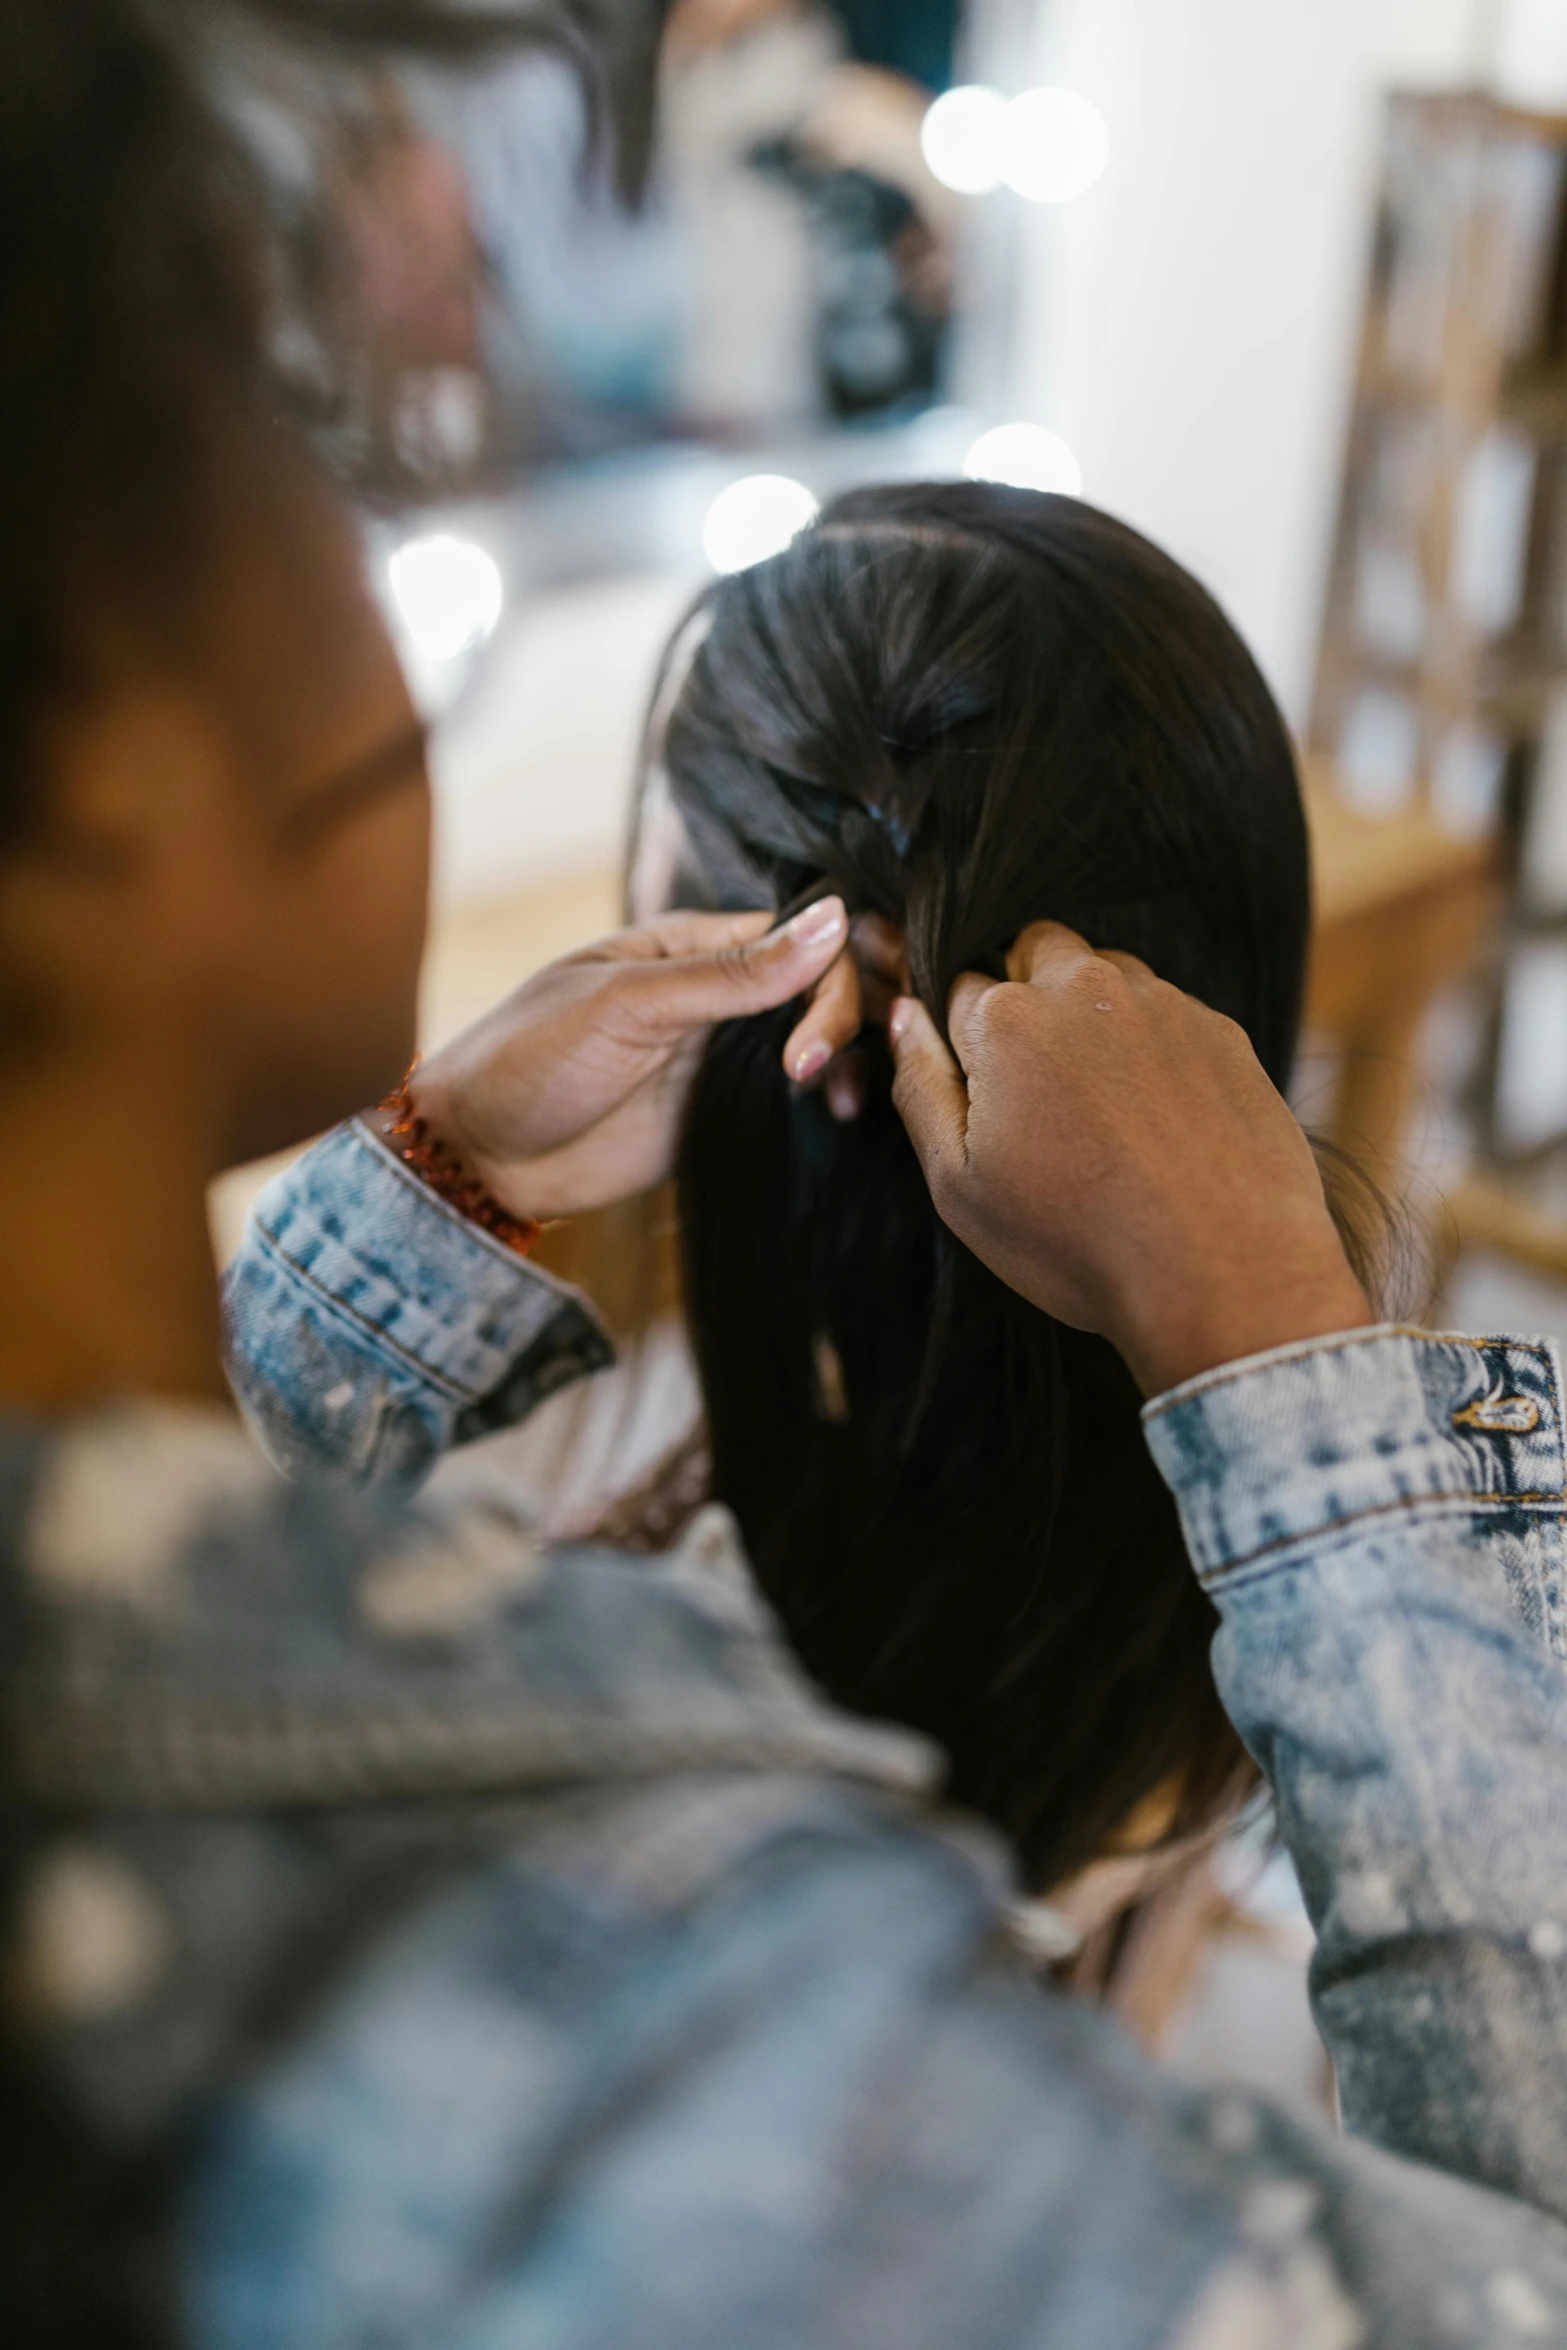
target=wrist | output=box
[394,1048,474,1159]
[369,1067,541,1257]
[1117,1244,1373,1400]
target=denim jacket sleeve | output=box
[221,1118,612,1489]
[1144,1325,1567,2223]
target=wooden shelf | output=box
[1304,761,1492,926]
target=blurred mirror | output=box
[215,0,1074,941]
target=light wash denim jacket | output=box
[12,1114,1567,2347]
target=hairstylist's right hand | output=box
[887,922,1371,1397]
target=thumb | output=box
[888,995,970,1190]
[621,897,850,1037]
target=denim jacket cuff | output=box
[1141,1324,1567,1591]
[243,1118,613,1430]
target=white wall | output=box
[1005,0,1480,724]
[1494,0,1567,103]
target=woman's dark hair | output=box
[0,6,669,2342]
[658,478,1311,1893]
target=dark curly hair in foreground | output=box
[653,478,1313,1895]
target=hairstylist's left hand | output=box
[390,899,852,1221]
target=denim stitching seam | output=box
[247,1218,476,1404]
[1196,1487,1559,1593]
[1143,1329,1558,1424]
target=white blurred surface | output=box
[1497,943,1567,1155]
[964,420,1082,492]
[1445,1247,1567,1345]
[1005,0,1476,723]
[1493,0,1567,104]
[388,533,504,665]
[1002,86,1110,205]
[429,570,700,911]
[385,532,505,712]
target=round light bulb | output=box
[386,534,503,664]
[702,474,819,574]
[1003,87,1110,204]
[919,84,1009,196]
[963,423,1083,496]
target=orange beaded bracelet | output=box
[378,1068,541,1258]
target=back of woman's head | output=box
[657,479,1309,1890]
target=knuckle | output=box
[1072,951,1123,996]
[982,986,1038,1047]
[1010,917,1075,977]
[921,1145,960,1217]
[605,966,679,1047]
[1025,950,1106,1012]
[889,1062,924,1124]
[716,940,758,987]
[1214,1010,1256,1061]
[700,939,776,1008]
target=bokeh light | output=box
[1003,87,1110,204]
[919,84,1009,196]
[702,474,820,574]
[386,534,504,664]
[963,423,1083,495]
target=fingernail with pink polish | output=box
[788,896,846,950]
[887,998,912,1043]
[791,1039,832,1083]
